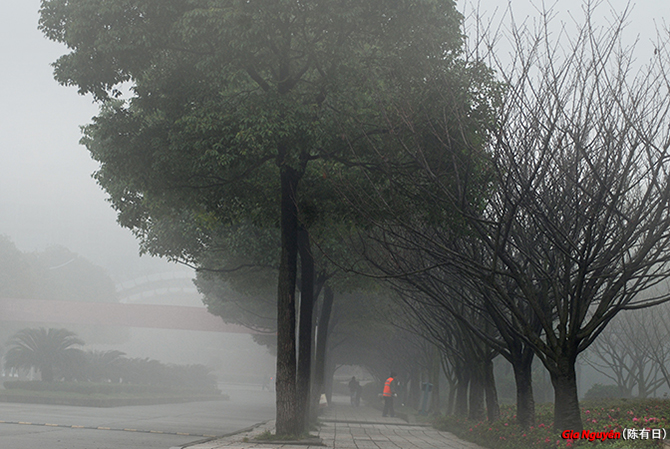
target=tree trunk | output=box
[41,365,54,382]
[550,354,583,433]
[430,346,441,414]
[409,368,420,410]
[324,359,336,405]
[455,368,469,417]
[512,348,536,428]
[296,227,315,432]
[484,357,500,422]
[275,165,300,436]
[446,381,456,415]
[311,283,334,421]
[635,359,648,398]
[468,364,486,421]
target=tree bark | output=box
[324,358,336,405]
[512,349,536,429]
[468,364,486,421]
[310,282,333,421]
[550,354,583,433]
[446,382,456,415]
[296,227,315,431]
[430,346,441,414]
[455,368,469,417]
[484,357,500,422]
[409,368,420,410]
[275,165,300,436]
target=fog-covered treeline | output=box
[33,0,670,437]
[0,235,117,303]
[3,327,217,391]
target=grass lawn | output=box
[433,399,670,448]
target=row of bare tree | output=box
[585,303,670,399]
[331,5,670,432]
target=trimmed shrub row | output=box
[3,380,220,396]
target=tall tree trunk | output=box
[512,348,536,429]
[441,356,457,415]
[275,165,300,436]
[468,363,486,421]
[409,368,420,410]
[455,368,469,417]
[635,359,648,398]
[484,357,500,422]
[325,358,336,405]
[296,227,315,433]
[446,382,456,415]
[311,283,334,420]
[550,353,582,433]
[430,346,441,414]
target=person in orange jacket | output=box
[382,372,396,417]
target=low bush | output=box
[583,384,630,400]
[3,380,220,396]
[433,399,670,448]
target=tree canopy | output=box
[39,0,476,435]
[4,327,84,382]
[341,5,670,433]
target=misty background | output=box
[0,0,275,381]
[1,0,670,394]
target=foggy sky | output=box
[0,1,189,281]
[1,0,668,282]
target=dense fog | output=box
[1,0,670,438]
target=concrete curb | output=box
[174,420,271,449]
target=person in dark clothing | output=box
[355,382,363,407]
[348,376,360,406]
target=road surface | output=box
[0,383,275,449]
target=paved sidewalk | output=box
[179,397,486,449]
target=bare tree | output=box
[641,303,670,391]
[584,307,667,398]
[420,5,670,432]
[342,3,670,433]
[399,290,501,421]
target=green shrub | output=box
[3,380,219,396]
[433,399,667,448]
[583,383,630,400]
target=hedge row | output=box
[3,380,220,396]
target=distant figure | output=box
[348,376,360,406]
[262,374,275,391]
[382,372,396,417]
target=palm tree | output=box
[4,328,84,382]
[85,350,126,382]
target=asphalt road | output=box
[0,383,275,449]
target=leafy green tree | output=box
[4,327,85,382]
[193,225,280,335]
[38,0,469,435]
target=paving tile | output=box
[182,397,486,449]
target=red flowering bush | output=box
[433,398,669,448]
